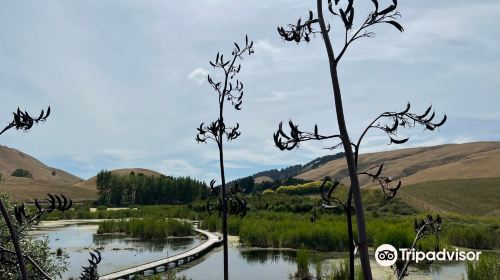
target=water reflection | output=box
[32,223,467,280]
[239,249,296,264]
[180,246,298,280]
[92,234,197,253]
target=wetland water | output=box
[32,221,466,280]
[30,221,203,279]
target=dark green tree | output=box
[96,170,113,205]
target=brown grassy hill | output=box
[293,141,500,216]
[74,168,165,190]
[0,145,97,202]
[296,141,500,187]
[399,178,500,217]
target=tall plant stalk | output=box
[274,1,446,279]
[0,200,28,279]
[0,106,50,279]
[315,0,372,278]
[196,36,254,280]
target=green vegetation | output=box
[10,168,33,178]
[290,247,311,279]
[45,205,202,221]
[445,224,496,249]
[462,253,500,280]
[323,259,363,280]
[201,211,498,252]
[95,170,208,206]
[97,218,194,239]
[276,181,328,195]
[0,194,68,278]
[262,189,275,195]
[401,178,500,216]
[252,177,313,194]
[246,194,317,213]
[227,175,313,195]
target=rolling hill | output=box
[249,141,500,216]
[0,145,97,202]
[295,141,500,186]
[2,141,499,214]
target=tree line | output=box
[96,170,208,206]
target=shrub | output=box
[262,189,275,195]
[10,168,33,178]
[276,181,328,195]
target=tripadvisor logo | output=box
[375,244,398,266]
[375,244,482,267]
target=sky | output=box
[0,0,499,182]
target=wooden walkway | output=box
[100,229,221,280]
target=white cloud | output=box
[254,39,282,55]
[187,68,209,85]
[155,159,201,178]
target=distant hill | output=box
[251,153,346,182]
[247,141,500,216]
[74,168,166,189]
[0,145,97,202]
[295,141,500,187]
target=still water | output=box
[179,246,467,280]
[30,221,203,279]
[31,221,467,280]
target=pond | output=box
[30,221,203,279]
[178,245,467,280]
[31,221,467,280]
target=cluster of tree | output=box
[252,165,303,181]
[250,152,344,181]
[10,168,33,178]
[301,153,346,171]
[96,170,208,206]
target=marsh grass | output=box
[97,218,193,239]
[445,224,496,249]
[45,205,202,221]
[202,211,499,252]
[462,253,500,280]
[322,259,364,280]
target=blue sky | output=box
[1,0,499,181]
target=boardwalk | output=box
[100,229,221,280]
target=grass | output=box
[445,224,497,249]
[462,253,500,280]
[293,248,311,279]
[201,211,499,251]
[97,218,194,239]
[401,178,500,216]
[323,259,363,280]
[44,204,203,221]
